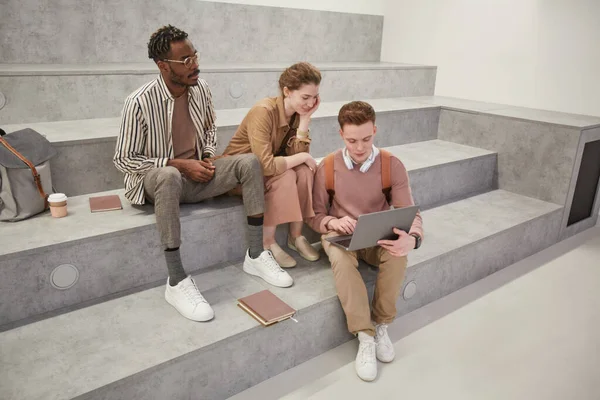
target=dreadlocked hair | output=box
[147,25,188,62]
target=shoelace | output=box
[358,340,376,365]
[181,279,207,305]
[262,251,285,274]
[376,324,389,339]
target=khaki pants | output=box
[322,232,408,336]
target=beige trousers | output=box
[322,231,408,336]
[263,164,315,227]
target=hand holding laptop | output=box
[378,228,416,257]
[327,216,357,235]
[325,206,419,252]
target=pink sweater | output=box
[308,149,423,238]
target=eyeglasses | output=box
[162,53,199,69]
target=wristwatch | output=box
[409,233,422,250]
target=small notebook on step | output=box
[89,194,123,213]
[237,290,296,326]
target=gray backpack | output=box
[0,128,56,222]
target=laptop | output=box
[325,206,419,251]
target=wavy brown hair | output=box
[278,62,322,96]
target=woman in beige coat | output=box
[224,62,321,267]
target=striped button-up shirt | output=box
[113,74,217,204]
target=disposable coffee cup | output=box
[48,193,68,218]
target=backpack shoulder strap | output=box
[380,149,392,203]
[0,136,48,209]
[324,152,336,206]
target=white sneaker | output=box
[375,323,395,362]
[243,250,293,288]
[356,331,377,382]
[165,276,214,322]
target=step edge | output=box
[2,207,564,399]
[0,63,438,77]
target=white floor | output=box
[230,226,600,400]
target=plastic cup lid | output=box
[48,193,68,202]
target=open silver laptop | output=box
[325,206,419,251]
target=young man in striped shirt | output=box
[114,25,293,322]
[308,101,424,381]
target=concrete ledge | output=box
[4,98,438,145]
[0,190,563,400]
[0,62,437,76]
[3,101,441,196]
[0,66,437,124]
[408,96,600,129]
[0,140,496,326]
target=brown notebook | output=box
[89,195,123,213]
[237,290,296,326]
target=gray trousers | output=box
[144,154,264,249]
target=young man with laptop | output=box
[308,101,423,382]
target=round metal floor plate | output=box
[50,264,79,290]
[229,82,245,99]
[403,281,417,300]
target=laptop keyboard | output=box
[335,238,353,248]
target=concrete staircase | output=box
[1,191,562,400]
[0,62,436,124]
[0,137,496,328]
[2,2,600,400]
[3,97,440,196]
[4,91,597,398]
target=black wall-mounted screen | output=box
[568,139,600,226]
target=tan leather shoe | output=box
[288,235,320,262]
[266,243,297,268]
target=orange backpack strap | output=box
[324,153,336,206]
[380,149,392,204]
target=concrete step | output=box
[404,96,600,128]
[1,2,383,66]
[0,140,496,329]
[0,190,563,400]
[3,97,440,196]
[0,62,436,124]
[427,96,600,241]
